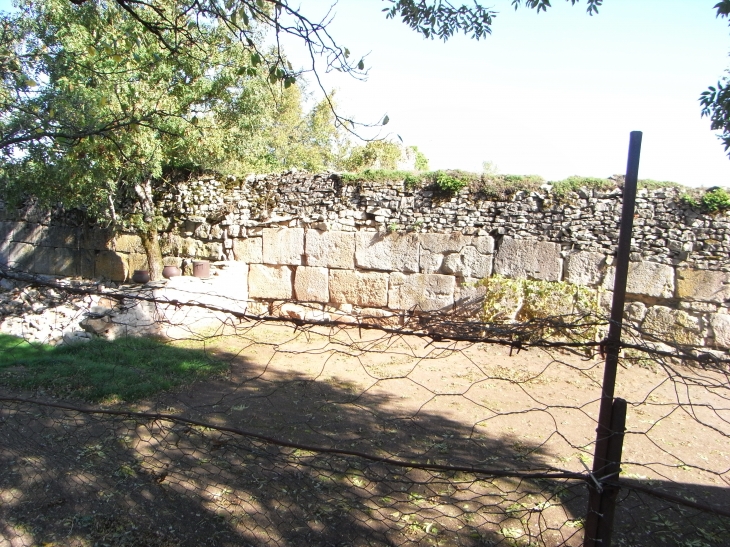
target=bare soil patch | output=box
[1,322,728,546]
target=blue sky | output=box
[2,0,730,186]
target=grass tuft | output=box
[0,334,227,403]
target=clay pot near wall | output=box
[162,265,181,279]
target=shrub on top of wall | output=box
[681,187,730,214]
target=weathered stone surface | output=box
[419,233,469,253]
[128,252,149,273]
[232,237,263,263]
[277,302,330,322]
[360,307,402,327]
[78,249,95,279]
[203,242,225,261]
[30,246,55,275]
[603,261,675,298]
[181,237,205,257]
[677,268,730,303]
[624,302,647,326]
[95,250,128,282]
[387,273,455,311]
[455,277,486,309]
[709,313,730,348]
[329,269,389,307]
[641,306,702,346]
[159,233,183,255]
[263,228,304,265]
[0,221,15,241]
[53,248,78,277]
[355,232,419,273]
[294,266,329,302]
[43,225,77,248]
[420,250,444,274]
[113,234,145,254]
[11,222,46,244]
[249,264,293,299]
[305,230,355,269]
[0,242,35,269]
[472,236,495,255]
[442,246,492,278]
[493,237,562,281]
[565,251,607,286]
[80,227,113,251]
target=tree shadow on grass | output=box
[0,334,227,403]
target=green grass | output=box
[0,334,227,403]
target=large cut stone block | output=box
[419,233,470,254]
[263,228,304,265]
[12,222,46,244]
[442,246,493,278]
[128,252,149,273]
[33,247,78,276]
[355,232,419,273]
[233,237,263,263]
[112,234,145,254]
[677,268,730,303]
[0,242,35,270]
[95,250,128,282]
[709,313,730,348]
[388,273,455,311]
[603,261,675,299]
[0,221,16,241]
[294,266,329,302]
[642,306,702,346]
[249,264,293,299]
[329,269,389,307]
[306,230,355,269]
[565,251,607,286]
[53,247,78,276]
[80,227,113,251]
[493,237,562,281]
[159,233,183,256]
[42,225,77,248]
[472,236,495,255]
[31,246,55,275]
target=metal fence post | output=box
[583,132,642,547]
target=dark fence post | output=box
[583,132,642,547]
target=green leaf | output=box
[382,115,390,126]
[357,59,364,70]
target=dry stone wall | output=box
[1,172,730,350]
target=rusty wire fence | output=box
[0,274,727,547]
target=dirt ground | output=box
[1,321,728,547]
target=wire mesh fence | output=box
[0,272,728,547]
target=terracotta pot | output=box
[131,270,150,284]
[193,260,210,278]
[162,265,181,279]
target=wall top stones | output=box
[2,173,729,270]
[138,173,730,271]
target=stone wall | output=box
[1,172,729,350]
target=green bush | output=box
[435,171,468,193]
[681,187,730,213]
[701,187,730,213]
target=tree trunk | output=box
[134,179,163,281]
[140,227,163,281]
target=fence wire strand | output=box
[0,271,728,547]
